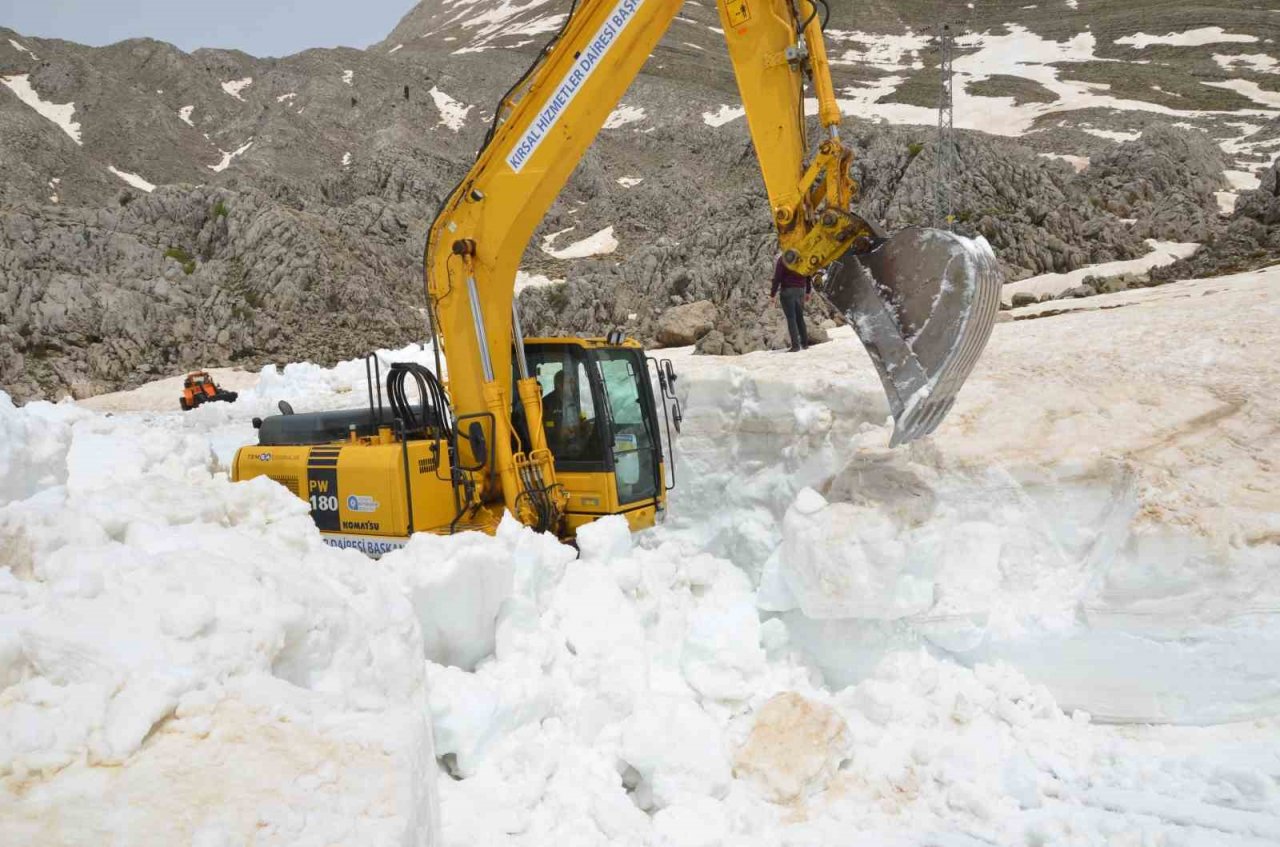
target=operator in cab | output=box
[541,370,594,457]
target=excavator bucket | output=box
[819,227,1002,446]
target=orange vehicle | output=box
[180,371,238,411]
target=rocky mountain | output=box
[1,2,1278,399]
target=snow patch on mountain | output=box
[1082,127,1142,142]
[1115,27,1259,49]
[542,225,618,259]
[1001,239,1198,302]
[812,25,1280,136]
[1203,79,1280,109]
[703,104,745,127]
[1214,53,1280,74]
[7,38,38,60]
[826,29,930,70]
[177,105,194,126]
[441,0,566,54]
[603,104,646,129]
[0,74,82,145]
[219,76,253,100]
[342,69,354,85]
[515,270,564,292]
[429,86,471,131]
[107,166,156,193]
[208,139,255,173]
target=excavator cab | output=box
[233,338,676,554]
[518,338,673,535]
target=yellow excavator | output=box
[231,0,1001,555]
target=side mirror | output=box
[672,404,683,434]
[278,400,295,415]
[467,421,489,467]
[663,360,678,388]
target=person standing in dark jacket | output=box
[771,254,812,352]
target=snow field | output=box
[4,262,1280,845]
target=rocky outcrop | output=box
[655,300,717,347]
[1083,125,1227,243]
[1152,158,1280,283]
[0,180,428,401]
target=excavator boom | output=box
[233,0,1001,548]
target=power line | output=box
[933,20,956,230]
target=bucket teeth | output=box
[818,227,1002,446]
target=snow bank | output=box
[0,389,438,845]
[0,74,82,145]
[666,264,1280,724]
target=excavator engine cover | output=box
[821,227,1002,446]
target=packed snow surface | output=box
[0,74,82,145]
[106,165,156,193]
[429,86,472,132]
[4,264,1280,844]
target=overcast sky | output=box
[1,0,417,57]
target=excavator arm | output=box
[425,0,1000,527]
